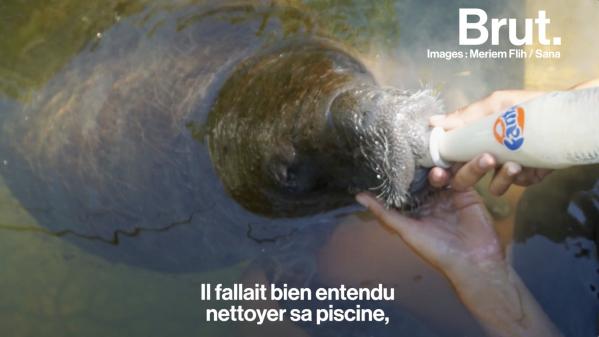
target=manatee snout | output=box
[207,41,443,216]
[328,86,443,208]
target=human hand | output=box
[428,90,552,196]
[356,188,503,282]
[356,189,563,337]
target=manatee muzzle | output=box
[328,86,443,208]
[206,40,443,216]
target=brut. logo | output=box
[459,8,562,46]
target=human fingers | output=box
[513,168,553,186]
[488,162,521,196]
[536,169,553,180]
[428,167,451,188]
[450,188,484,209]
[571,78,599,90]
[355,192,417,238]
[451,153,497,191]
[430,90,545,130]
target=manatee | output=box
[206,41,440,215]
[0,1,440,272]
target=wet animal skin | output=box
[207,40,442,215]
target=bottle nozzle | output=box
[428,126,451,168]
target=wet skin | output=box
[0,2,436,272]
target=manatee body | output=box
[0,1,437,272]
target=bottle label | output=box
[493,106,525,151]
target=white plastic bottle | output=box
[428,87,599,169]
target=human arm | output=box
[355,155,563,336]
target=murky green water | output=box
[0,0,597,336]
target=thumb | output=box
[355,192,418,238]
